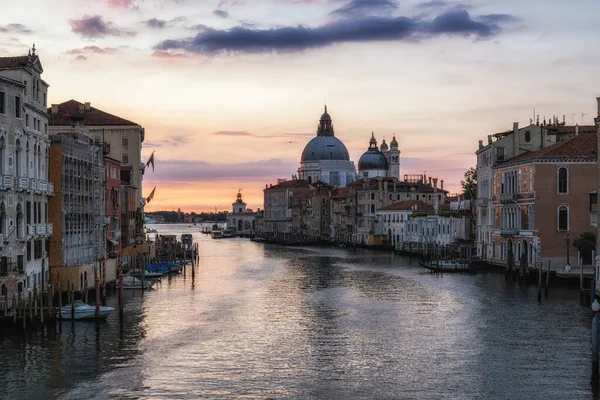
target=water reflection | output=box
[0,224,595,399]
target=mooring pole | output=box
[592,299,600,387]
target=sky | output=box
[1,0,599,212]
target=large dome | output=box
[358,149,389,171]
[301,136,350,162]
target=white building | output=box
[377,200,433,248]
[226,191,258,235]
[0,46,53,303]
[298,106,357,187]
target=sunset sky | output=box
[2,0,598,212]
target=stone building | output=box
[490,131,596,270]
[0,47,53,307]
[263,179,311,240]
[226,190,259,235]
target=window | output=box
[525,130,531,142]
[122,137,128,147]
[496,147,505,161]
[25,114,29,127]
[558,167,568,194]
[558,206,568,231]
[0,91,5,114]
[15,96,21,118]
[122,153,129,164]
[24,81,27,95]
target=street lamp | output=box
[565,231,571,268]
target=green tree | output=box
[573,232,596,252]
[461,167,477,200]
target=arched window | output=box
[558,206,568,231]
[370,204,375,213]
[25,141,30,178]
[525,130,531,142]
[16,203,23,240]
[0,135,5,175]
[0,202,6,236]
[15,139,21,178]
[558,167,568,194]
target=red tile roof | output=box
[330,187,349,199]
[379,200,434,212]
[48,100,139,126]
[503,132,596,166]
[0,56,30,69]
[264,179,310,190]
[547,125,596,134]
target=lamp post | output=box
[592,299,600,387]
[565,230,571,267]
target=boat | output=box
[122,275,155,290]
[57,300,114,320]
[222,229,233,238]
[146,227,158,234]
[420,259,477,273]
[211,230,223,239]
[181,234,193,244]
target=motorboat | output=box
[57,300,114,320]
[211,230,223,239]
[222,229,233,238]
[420,259,476,273]
[122,275,155,290]
[146,227,158,234]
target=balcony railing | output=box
[47,182,54,196]
[37,224,46,235]
[2,175,12,189]
[17,177,29,191]
[591,211,598,227]
[500,228,518,236]
[477,197,489,207]
[47,224,53,235]
[30,179,37,192]
[500,193,517,202]
[27,224,36,236]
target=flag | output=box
[146,186,156,204]
[146,151,155,172]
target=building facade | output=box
[0,48,53,307]
[263,179,311,240]
[226,191,259,235]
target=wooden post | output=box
[28,291,32,321]
[58,281,63,321]
[581,260,585,303]
[39,291,44,324]
[537,264,542,301]
[33,286,38,317]
[22,296,25,329]
[71,283,75,322]
[592,309,599,387]
[545,260,551,298]
[95,264,100,317]
[12,294,16,323]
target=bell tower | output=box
[388,135,401,180]
[232,190,247,213]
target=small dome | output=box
[320,105,331,121]
[380,139,388,152]
[358,150,389,171]
[301,136,350,162]
[390,135,398,149]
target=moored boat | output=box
[57,300,115,320]
[123,275,155,290]
[420,259,477,273]
[211,230,223,239]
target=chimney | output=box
[428,176,432,186]
[51,104,58,114]
[597,97,600,117]
[441,179,444,191]
[487,134,492,145]
[575,124,579,136]
[433,178,438,190]
[513,122,519,155]
[78,104,84,113]
[479,140,483,149]
[84,102,91,110]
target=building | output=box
[103,152,121,284]
[48,100,146,213]
[357,132,400,179]
[48,130,105,292]
[226,190,259,235]
[377,200,433,248]
[0,47,53,306]
[489,130,596,270]
[263,179,311,240]
[298,106,356,187]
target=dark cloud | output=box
[69,15,136,38]
[146,18,167,29]
[148,158,297,181]
[156,9,513,55]
[417,0,448,9]
[0,23,33,34]
[213,9,229,18]
[478,14,520,23]
[330,0,398,17]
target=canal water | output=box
[0,224,594,399]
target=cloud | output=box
[0,23,33,34]
[69,15,136,38]
[148,158,298,181]
[330,0,398,17]
[213,9,229,18]
[155,9,515,55]
[211,131,313,139]
[65,46,117,56]
[417,0,448,9]
[213,130,253,136]
[145,18,167,29]
[107,0,135,8]
[151,50,189,59]
[145,135,192,147]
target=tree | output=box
[573,232,596,252]
[460,167,477,200]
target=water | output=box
[0,224,595,399]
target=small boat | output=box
[420,259,477,273]
[57,300,114,320]
[146,227,158,234]
[222,229,233,238]
[212,230,223,239]
[122,275,155,290]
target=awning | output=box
[108,238,119,246]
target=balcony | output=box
[30,179,37,192]
[47,182,54,196]
[37,224,46,235]
[17,177,29,191]
[46,224,53,235]
[500,193,517,203]
[2,175,12,190]
[591,211,598,227]
[500,228,518,236]
[477,197,489,207]
[27,224,36,236]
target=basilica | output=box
[298,107,401,186]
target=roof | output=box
[379,200,434,212]
[264,179,311,191]
[0,56,30,69]
[546,125,596,134]
[330,187,348,199]
[502,132,597,167]
[48,100,139,126]
[348,177,447,194]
